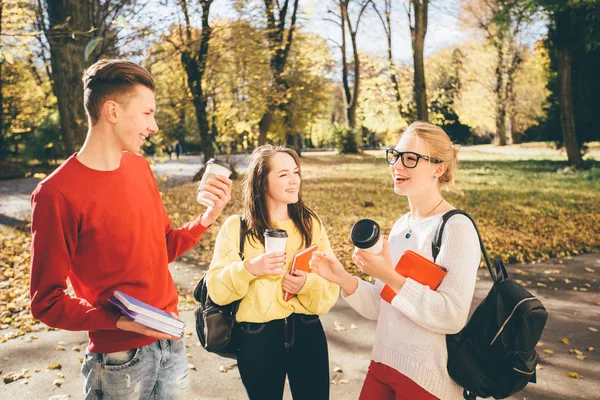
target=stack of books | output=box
[108,290,185,338]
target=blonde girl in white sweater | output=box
[310,122,480,400]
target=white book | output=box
[112,290,185,329]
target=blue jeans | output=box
[237,313,330,400]
[81,339,189,399]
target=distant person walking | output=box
[174,140,183,160]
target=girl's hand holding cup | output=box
[245,252,286,276]
[245,228,288,276]
[352,235,393,281]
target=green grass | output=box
[163,150,600,274]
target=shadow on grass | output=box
[0,213,30,232]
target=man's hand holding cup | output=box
[197,159,233,227]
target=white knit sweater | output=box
[343,212,480,400]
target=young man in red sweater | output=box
[29,59,232,399]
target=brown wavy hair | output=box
[242,145,318,249]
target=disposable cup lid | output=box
[264,229,288,239]
[350,219,381,249]
[206,158,232,171]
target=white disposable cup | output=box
[350,219,383,255]
[265,237,287,253]
[264,229,288,253]
[359,235,383,255]
[197,159,232,207]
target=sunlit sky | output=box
[139,0,547,65]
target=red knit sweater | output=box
[30,152,208,353]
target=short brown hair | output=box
[82,59,155,125]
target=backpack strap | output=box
[239,216,247,261]
[431,210,505,283]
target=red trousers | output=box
[358,361,438,400]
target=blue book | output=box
[111,290,185,329]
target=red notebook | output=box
[380,250,448,303]
[284,244,318,301]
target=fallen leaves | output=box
[46,362,62,370]
[568,372,582,379]
[333,321,346,331]
[560,338,569,345]
[2,369,29,384]
[587,327,598,333]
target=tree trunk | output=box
[45,0,94,154]
[373,0,403,119]
[182,52,213,163]
[495,44,508,146]
[180,0,214,163]
[558,47,582,168]
[507,67,520,144]
[257,0,299,145]
[347,30,359,129]
[410,0,428,121]
[258,102,276,145]
[340,1,351,126]
[387,33,402,119]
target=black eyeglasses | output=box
[385,148,442,168]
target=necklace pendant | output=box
[405,232,411,239]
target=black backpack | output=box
[193,217,246,359]
[432,210,548,400]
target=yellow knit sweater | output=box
[206,214,340,323]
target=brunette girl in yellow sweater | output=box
[206,145,339,400]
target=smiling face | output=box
[266,152,301,206]
[113,84,158,153]
[390,133,444,198]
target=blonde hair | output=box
[401,121,463,195]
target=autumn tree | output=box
[533,0,599,168]
[461,0,537,145]
[1,0,54,161]
[408,0,429,121]
[357,54,410,143]
[36,0,143,154]
[256,0,300,146]
[150,19,333,154]
[371,0,406,120]
[147,24,199,152]
[269,31,335,153]
[172,0,216,163]
[328,0,370,130]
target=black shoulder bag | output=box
[433,210,548,400]
[193,217,245,359]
